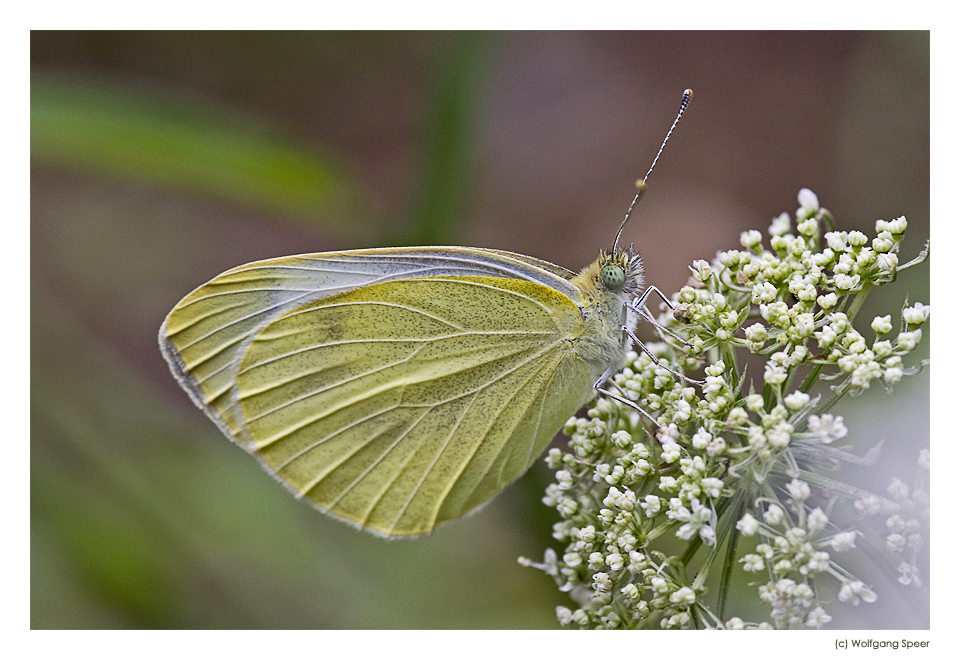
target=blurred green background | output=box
[31,31,929,629]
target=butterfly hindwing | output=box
[236,275,595,536]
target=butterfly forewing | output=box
[160,248,602,536]
[160,248,580,441]
[235,276,595,536]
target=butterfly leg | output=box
[592,375,663,427]
[623,325,706,386]
[627,286,705,386]
[631,285,697,349]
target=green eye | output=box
[600,263,626,291]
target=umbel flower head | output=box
[520,189,929,630]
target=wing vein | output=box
[250,334,564,446]
[438,348,567,519]
[389,390,483,532]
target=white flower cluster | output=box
[523,190,928,630]
[855,449,929,588]
[543,409,713,629]
[735,477,882,628]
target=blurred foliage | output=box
[31,72,380,243]
[406,31,492,246]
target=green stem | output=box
[897,241,929,271]
[811,379,852,418]
[691,489,745,594]
[720,342,740,376]
[843,284,873,324]
[799,363,824,393]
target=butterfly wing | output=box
[160,248,596,536]
[159,248,578,440]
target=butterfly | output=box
[159,90,693,538]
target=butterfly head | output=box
[572,247,644,306]
[601,247,644,296]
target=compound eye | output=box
[600,263,626,291]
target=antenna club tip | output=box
[683,88,693,99]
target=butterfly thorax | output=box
[568,248,644,379]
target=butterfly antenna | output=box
[612,88,692,253]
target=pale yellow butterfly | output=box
[159,90,693,537]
